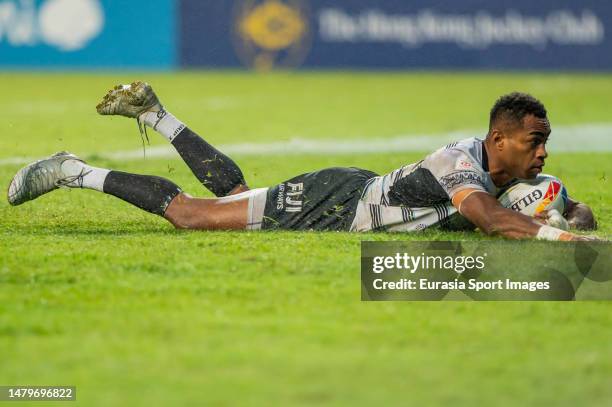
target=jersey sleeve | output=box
[422,148,489,199]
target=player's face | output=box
[501,115,551,179]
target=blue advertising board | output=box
[0,0,176,68]
[180,0,612,70]
[2,0,611,70]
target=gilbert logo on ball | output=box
[498,174,568,216]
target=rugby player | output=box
[7,82,597,241]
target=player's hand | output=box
[565,199,598,230]
[534,209,569,230]
[533,210,549,224]
[567,234,605,242]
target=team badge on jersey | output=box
[457,159,473,169]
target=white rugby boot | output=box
[7,152,89,206]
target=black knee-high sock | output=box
[103,171,182,216]
[171,128,246,197]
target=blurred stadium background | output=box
[1,1,611,406]
[1,0,610,70]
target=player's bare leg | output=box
[7,152,255,231]
[164,192,249,229]
[96,81,249,196]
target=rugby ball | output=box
[498,174,568,217]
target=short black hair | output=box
[488,92,547,131]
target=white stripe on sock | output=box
[139,110,186,142]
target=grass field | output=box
[0,72,611,406]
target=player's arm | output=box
[452,188,579,241]
[564,197,597,230]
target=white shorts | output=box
[246,188,268,230]
[214,187,268,230]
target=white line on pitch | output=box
[1,123,610,166]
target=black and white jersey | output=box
[349,137,497,232]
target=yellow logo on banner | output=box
[233,0,311,71]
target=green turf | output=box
[0,72,611,406]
